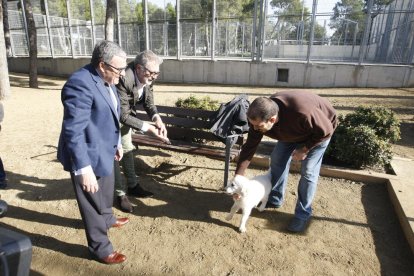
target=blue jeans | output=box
[269,139,330,220]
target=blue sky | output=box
[305,0,337,14]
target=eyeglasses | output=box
[142,65,160,77]
[104,62,127,75]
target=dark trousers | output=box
[0,157,5,181]
[71,171,116,259]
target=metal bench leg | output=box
[224,137,232,188]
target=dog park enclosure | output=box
[1,76,413,275]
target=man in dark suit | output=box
[57,40,129,264]
[114,50,169,212]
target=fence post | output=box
[144,0,149,50]
[251,0,257,61]
[19,0,30,55]
[256,0,264,61]
[176,0,181,60]
[89,0,95,47]
[306,0,317,63]
[116,0,121,48]
[358,0,373,65]
[408,39,414,64]
[65,0,75,58]
[225,20,228,56]
[255,0,268,61]
[259,0,267,61]
[350,23,358,60]
[241,22,245,57]
[194,23,197,56]
[43,0,54,57]
[163,4,168,56]
[211,0,216,60]
[398,0,413,64]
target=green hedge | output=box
[175,95,220,111]
[339,106,400,143]
[327,106,400,169]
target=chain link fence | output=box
[6,0,414,64]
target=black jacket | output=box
[210,94,250,146]
[116,61,158,130]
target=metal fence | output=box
[6,0,414,64]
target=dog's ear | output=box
[226,177,235,187]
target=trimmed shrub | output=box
[327,106,400,169]
[332,125,392,169]
[340,106,400,143]
[174,95,219,143]
[175,95,220,111]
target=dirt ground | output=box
[0,73,413,275]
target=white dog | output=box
[225,172,272,233]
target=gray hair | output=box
[91,40,126,67]
[134,50,163,67]
[247,97,279,121]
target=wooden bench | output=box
[131,105,244,186]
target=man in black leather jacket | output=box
[114,50,169,212]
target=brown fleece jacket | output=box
[235,91,337,175]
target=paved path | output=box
[389,157,414,254]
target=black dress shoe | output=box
[128,185,154,198]
[265,202,281,209]
[0,180,7,189]
[117,195,133,213]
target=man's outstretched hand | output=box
[147,125,171,144]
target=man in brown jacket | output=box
[235,91,337,233]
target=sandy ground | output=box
[0,73,413,275]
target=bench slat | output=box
[132,104,245,187]
[131,133,239,160]
[135,113,212,129]
[165,126,220,141]
[135,110,243,145]
[136,105,215,118]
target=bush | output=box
[327,106,400,169]
[175,95,220,111]
[339,106,400,142]
[332,125,392,169]
[174,95,220,143]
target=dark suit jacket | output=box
[57,64,120,177]
[116,61,158,130]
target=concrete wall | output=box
[7,57,414,88]
[264,45,363,61]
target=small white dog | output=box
[225,172,272,233]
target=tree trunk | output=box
[2,0,11,57]
[0,1,10,100]
[23,0,38,88]
[105,0,116,41]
